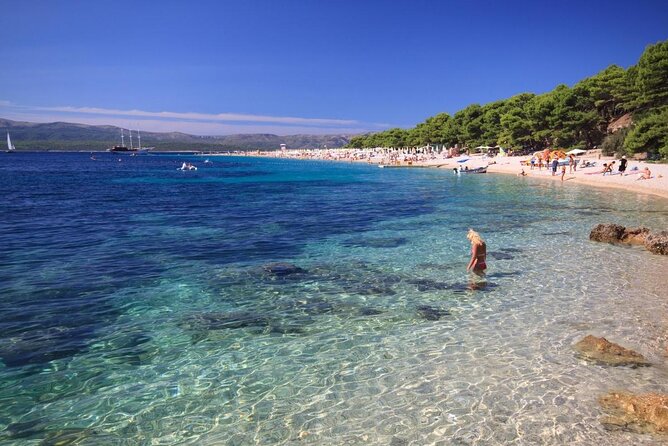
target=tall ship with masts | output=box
[108,128,154,153]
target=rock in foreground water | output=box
[644,231,668,255]
[599,392,668,433]
[590,224,666,255]
[573,335,650,367]
[589,224,626,243]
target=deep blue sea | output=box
[1,152,668,445]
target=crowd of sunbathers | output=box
[579,156,654,180]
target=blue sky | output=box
[1,0,667,135]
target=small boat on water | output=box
[454,166,487,174]
[6,132,16,153]
[179,162,197,171]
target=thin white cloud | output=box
[36,105,363,126]
[0,100,389,135]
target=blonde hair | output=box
[467,229,484,245]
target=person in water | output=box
[466,229,487,274]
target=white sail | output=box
[7,132,15,151]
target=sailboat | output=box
[6,132,16,153]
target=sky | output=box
[1,0,667,135]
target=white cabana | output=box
[566,149,587,155]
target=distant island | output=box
[0,118,353,152]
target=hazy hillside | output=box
[0,118,353,151]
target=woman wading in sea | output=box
[466,229,487,275]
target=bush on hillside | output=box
[624,107,668,159]
[601,128,629,157]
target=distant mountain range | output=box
[0,118,354,151]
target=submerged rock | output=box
[40,428,101,445]
[5,420,100,444]
[645,231,668,255]
[487,251,514,260]
[358,307,383,316]
[573,335,650,367]
[97,331,156,366]
[179,311,271,331]
[358,285,396,296]
[599,392,668,434]
[0,325,93,368]
[342,237,407,249]
[268,323,306,335]
[262,262,306,277]
[408,278,452,292]
[499,247,523,253]
[487,271,521,279]
[416,305,450,321]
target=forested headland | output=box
[347,40,668,159]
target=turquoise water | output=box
[1,152,668,445]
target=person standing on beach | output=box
[466,229,487,274]
[561,164,566,181]
[618,155,628,174]
[551,157,558,176]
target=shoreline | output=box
[484,156,668,200]
[232,150,668,201]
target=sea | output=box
[1,152,668,445]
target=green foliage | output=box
[624,107,668,159]
[577,65,633,123]
[347,39,668,158]
[600,128,629,157]
[498,93,535,148]
[634,41,668,110]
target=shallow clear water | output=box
[1,152,667,445]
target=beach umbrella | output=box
[566,149,586,155]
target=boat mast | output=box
[137,130,141,150]
[120,129,125,147]
[129,128,133,150]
